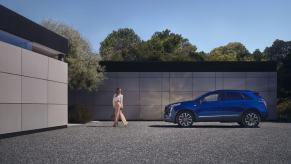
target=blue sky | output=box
[1,0,291,53]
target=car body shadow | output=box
[149,124,247,128]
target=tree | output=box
[208,42,251,61]
[137,29,203,61]
[42,19,104,91]
[252,49,265,61]
[264,39,291,63]
[100,28,141,61]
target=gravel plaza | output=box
[1,121,291,164]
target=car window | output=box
[224,92,244,100]
[241,93,252,100]
[203,93,219,102]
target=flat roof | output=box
[0,5,68,54]
[100,61,277,72]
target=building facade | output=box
[0,5,68,137]
[70,61,277,121]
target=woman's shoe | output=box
[124,122,128,127]
[113,123,118,127]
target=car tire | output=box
[241,111,260,128]
[176,111,194,128]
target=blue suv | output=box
[164,90,268,128]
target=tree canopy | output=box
[264,39,291,63]
[100,29,204,61]
[208,42,251,61]
[100,28,141,61]
[42,19,104,91]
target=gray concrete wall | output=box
[70,71,277,121]
[0,41,68,134]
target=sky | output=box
[1,0,291,53]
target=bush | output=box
[68,105,93,123]
[277,99,291,121]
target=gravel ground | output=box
[0,121,291,164]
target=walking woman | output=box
[112,88,128,127]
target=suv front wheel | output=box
[241,111,260,128]
[177,111,194,127]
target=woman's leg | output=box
[119,110,128,126]
[113,103,121,126]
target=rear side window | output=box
[223,92,244,100]
[241,93,253,100]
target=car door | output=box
[219,92,245,119]
[195,92,222,121]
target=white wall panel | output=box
[170,78,192,92]
[246,78,269,91]
[118,72,139,78]
[193,72,215,77]
[118,78,139,91]
[162,92,170,106]
[48,105,67,127]
[22,76,47,103]
[0,104,21,134]
[22,104,47,131]
[140,72,162,77]
[215,78,224,90]
[122,91,139,106]
[223,72,246,78]
[268,76,277,91]
[247,72,269,78]
[0,41,21,74]
[171,72,192,78]
[193,78,215,91]
[22,48,48,79]
[140,92,161,105]
[140,106,162,120]
[140,78,162,91]
[93,91,114,105]
[170,92,193,103]
[48,81,67,104]
[223,78,246,90]
[0,73,21,103]
[48,58,68,83]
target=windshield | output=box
[193,92,212,102]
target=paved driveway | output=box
[1,121,291,164]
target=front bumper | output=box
[164,114,174,122]
[163,106,175,122]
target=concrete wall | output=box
[70,71,277,121]
[0,41,68,134]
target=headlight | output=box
[169,103,181,110]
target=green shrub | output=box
[68,105,93,123]
[277,99,291,121]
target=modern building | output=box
[70,61,277,121]
[0,5,68,137]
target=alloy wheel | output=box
[178,112,193,127]
[243,112,260,127]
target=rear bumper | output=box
[261,112,269,121]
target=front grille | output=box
[164,106,170,115]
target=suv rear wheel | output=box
[177,111,194,127]
[241,111,260,128]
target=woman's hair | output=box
[115,87,122,96]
